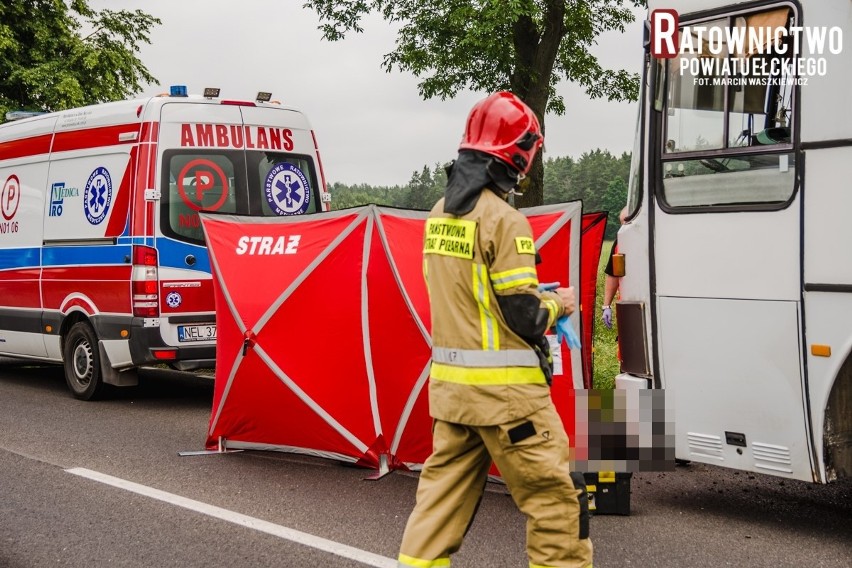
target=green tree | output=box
[542,149,629,237]
[569,148,621,211]
[328,181,404,208]
[543,155,575,204]
[403,166,436,210]
[329,148,630,225]
[404,163,447,210]
[304,0,643,207]
[601,177,627,238]
[0,0,160,119]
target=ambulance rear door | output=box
[155,102,245,348]
[239,105,325,217]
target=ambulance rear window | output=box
[162,151,239,244]
[160,149,322,245]
[255,153,319,216]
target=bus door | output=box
[650,4,814,481]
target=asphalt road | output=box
[1,361,850,568]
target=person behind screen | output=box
[601,206,628,329]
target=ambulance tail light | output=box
[220,100,256,107]
[132,245,160,317]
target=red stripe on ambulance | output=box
[104,145,136,237]
[0,134,53,161]
[159,279,215,313]
[0,268,40,308]
[140,121,158,143]
[52,123,142,153]
[132,131,157,237]
[43,265,132,313]
[59,296,99,315]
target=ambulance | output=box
[0,86,331,399]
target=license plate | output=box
[178,324,217,342]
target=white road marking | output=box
[66,467,397,568]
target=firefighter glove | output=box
[557,315,581,350]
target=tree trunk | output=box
[510,1,565,208]
[514,147,544,209]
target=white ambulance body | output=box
[0,89,330,399]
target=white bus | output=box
[615,0,851,483]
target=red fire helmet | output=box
[459,91,543,175]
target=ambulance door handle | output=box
[185,254,196,266]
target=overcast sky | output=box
[90,1,646,187]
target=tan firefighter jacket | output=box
[423,188,565,426]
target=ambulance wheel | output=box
[63,322,105,401]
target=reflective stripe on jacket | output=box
[423,189,563,426]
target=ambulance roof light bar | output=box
[5,110,47,122]
[169,85,188,97]
[203,87,221,99]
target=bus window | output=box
[665,19,728,153]
[662,152,795,208]
[626,54,656,220]
[660,5,796,210]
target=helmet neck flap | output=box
[442,150,520,215]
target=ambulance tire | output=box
[63,322,106,401]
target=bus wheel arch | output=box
[824,355,852,481]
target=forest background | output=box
[330,149,630,241]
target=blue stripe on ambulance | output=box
[2,240,209,273]
[155,237,211,273]
[0,248,39,271]
[42,244,132,267]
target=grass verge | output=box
[592,240,618,389]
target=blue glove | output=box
[556,315,581,350]
[538,282,581,349]
[538,282,560,292]
[602,306,613,329]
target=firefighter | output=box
[397,92,593,568]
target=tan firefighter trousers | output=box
[398,403,593,568]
